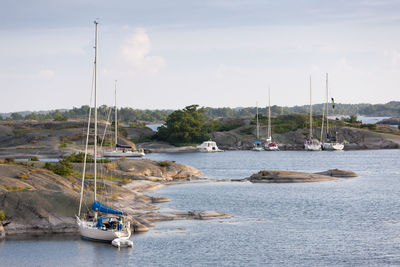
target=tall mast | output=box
[256,102,259,141]
[268,88,271,140]
[114,80,118,148]
[326,73,329,139]
[309,76,312,138]
[93,20,98,202]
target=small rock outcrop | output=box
[248,169,357,183]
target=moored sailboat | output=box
[321,73,344,151]
[304,76,321,151]
[76,21,131,243]
[264,88,279,151]
[252,102,264,151]
[103,81,145,158]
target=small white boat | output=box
[112,237,133,248]
[304,76,321,151]
[197,141,223,152]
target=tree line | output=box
[1,101,399,123]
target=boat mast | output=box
[309,76,313,138]
[256,102,259,142]
[326,73,329,140]
[94,20,98,202]
[268,88,271,141]
[114,80,118,148]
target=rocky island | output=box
[247,169,357,183]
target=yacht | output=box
[197,140,223,152]
[320,73,344,151]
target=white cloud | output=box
[384,49,400,65]
[121,28,165,75]
[38,69,55,78]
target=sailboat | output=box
[321,73,344,151]
[76,21,131,243]
[103,81,145,158]
[252,102,263,151]
[304,76,321,151]
[264,88,279,151]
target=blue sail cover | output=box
[253,139,260,145]
[92,201,125,215]
[116,144,132,149]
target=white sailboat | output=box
[264,89,279,151]
[321,73,344,151]
[252,102,264,151]
[304,76,321,151]
[103,81,145,158]
[76,21,131,243]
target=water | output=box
[146,123,163,132]
[329,115,391,125]
[1,150,400,266]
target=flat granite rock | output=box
[248,169,358,183]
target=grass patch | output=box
[158,160,175,168]
[17,172,29,180]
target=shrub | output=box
[59,143,68,148]
[4,158,15,164]
[0,210,5,222]
[30,156,39,161]
[44,160,74,176]
[158,160,173,168]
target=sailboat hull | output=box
[322,142,344,151]
[103,150,145,157]
[304,140,322,151]
[77,218,131,242]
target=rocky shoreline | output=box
[0,160,230,239]
[1,121,400,159]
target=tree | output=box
[155,105,210,145]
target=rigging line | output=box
[100,106,112,148]
[78,58,96,217]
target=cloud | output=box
[38,69,55,78]
[384,49,400,65]
[121,28,165,75]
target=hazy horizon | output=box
[1,0,400,112]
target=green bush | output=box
[59,143,68,148]
[44,160,74,176]
[63,152,111,163]
[30,156,39,161]
[0,210,5,222]
[4,158,14,164]
[158,160,174,168]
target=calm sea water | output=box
[1,150,400,266]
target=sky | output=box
[1,0,400,112]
